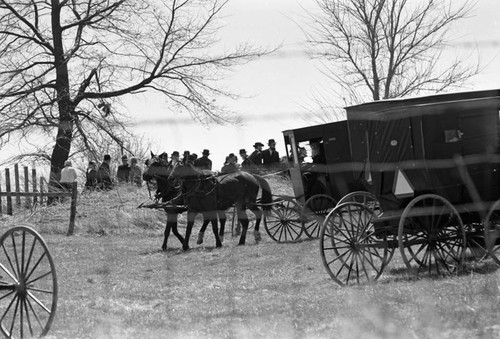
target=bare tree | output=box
[0,0,264,187]
[305,0,479,107]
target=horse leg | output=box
[250,205,263,243]
[197,218,210,245]
[207,211,222,248]
[237,206,250,245]
[162,220,171,251]
[164,212,183,251]
[170,212,185,245]
[218,210,226,242]
[183,211,196,251]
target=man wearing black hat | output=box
[262,139,280,169]
[248,142,263,168]
[97,154,113,190]
[239,149,252,170]
[194,149,212,170]
[116,154,130,183]
[168,151,180,169]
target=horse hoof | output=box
[197,232,205,245]
[216,242,223,248]
[219,235,224,243]
[254,231,261,243]
[162,244,167,251]
[183,246,190,251]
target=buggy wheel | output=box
[484,200,500,265]
[264,200,303,243]
[398,194,465,277]
[301,194,336,238]
[337,191,382,216]
[463,223,489,262]
[319,202,388,286]
[0,226,58,339]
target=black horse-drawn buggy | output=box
[306,89,500,285]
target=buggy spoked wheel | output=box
[0,226,58,338]
[337,191,382,216]
[319,202,388,286]
[463,223,489,262]
[484,199,500,265]
[264,200,303,243]
[398,194,465,277]
[301,194,336,239]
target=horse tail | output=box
[253,175,272,211]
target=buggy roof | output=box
[282,120,347,142]
[346,89,500,120]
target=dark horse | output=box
[171,163,272,250]
[143,153,222,250]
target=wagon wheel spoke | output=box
[320,203,386,286]
[399,195,465,278]
[301,195,336,239]
[0,226,58,339]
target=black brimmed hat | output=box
[253,142,264,148]
[171,151,180,157]
[121,154,128,160]
[268,139,276,145]
[103,154,111,161]
[202,149,210,155]
[239,149,246,154]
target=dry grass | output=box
[0,175,499,338]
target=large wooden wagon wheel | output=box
[264,200,304,243]
[319,202,389,286]
[484,199,500,265]
[398,194,466,277]
[300,194,336,239]
[0,226,58,338]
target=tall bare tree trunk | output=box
[49,0,74,191]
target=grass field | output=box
[1,175,499,338]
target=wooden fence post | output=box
[67,182,78,236]
[32,168,37,205]
[40,177,45,205]
[24,166,30,209]
[5,169,12,216]
[14,164,21,209]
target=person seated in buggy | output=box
[301,139,328,198]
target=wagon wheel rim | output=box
[398,194,465,277]
[301,194,336,239]
[337,191,382,216]
[264,200,303,243]
[319,202,388,286]
[484,200,500,265]
[0,226,58,339]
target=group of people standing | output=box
[74,138,281,191]
[221,138,281,174]
[84,154,143,190]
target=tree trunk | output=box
[49,0,74,195]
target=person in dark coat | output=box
[261,139,280,169]
[85,161,98,190]
[220,153,239,174]
[97,154,113,190]
[194,149,212,170]
[116,154,130,183]
[248,142,263,167]
[239,149,252,170]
